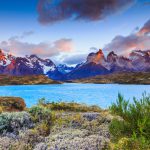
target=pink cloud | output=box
[54,39,73,52]
[138,19,150,35]
[104,19,150,56]
[0,38,74,58]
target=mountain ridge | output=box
[1,48,150,81]
[65,49,150,80]
[0,49,63,80]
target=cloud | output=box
[54,39,73,52]
[104,19,150,55]
[37,0,135,24]
[89,47,99,52]
[138,19,150,35]
[61,54,87,65]
[9,31,34,41]
[0,38,73,58]
[20,31,35,38]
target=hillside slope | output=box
[0,75,60,85]
[73,72,150,84]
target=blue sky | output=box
[0,0,150,65]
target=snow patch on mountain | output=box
[57,64,74,74]
[39,61,56,74]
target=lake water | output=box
[0,83,149,108]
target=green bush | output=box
[111,137,150,150]
[37,98,47,106]
[109,93,150,149]
[28,105,52,123]
[28,105,53,136]
[47,102,101,112]
[109,119,131,141]
[37,97,101,112]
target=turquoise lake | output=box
[0,83,149,108]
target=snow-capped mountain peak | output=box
[1,48,150,80]
[0,49,61,79]
[57,64,74,74]
[0,49,14,66]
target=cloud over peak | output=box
[0,37,73,58]
[37,0,135,24]
[138,19,150,35]
[104,19,150,55]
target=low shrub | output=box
[110,137,150,150]
[35,122,51,136]
[0,97,26,112]
[28,105,52,123]
[0,106,3,114]
[28,105,53,136]
[46,102,101,112]
[8,142,32,150]
[37,98,47,106]
[0,111,32,134]
[109,93,150,149]
[37,98,101,112]
[109,119,130,141]
[19,129,44,148]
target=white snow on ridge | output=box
[5,59,11,66]
[43,65,56,74]
[38,61,56,74]
[0,53,12,66]
[25,58,34,68]
[25,55,56,74]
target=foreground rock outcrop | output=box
[1,95,149,150]
[0,97,26,112]
[0,111,112,150]
[0,98,113,150]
